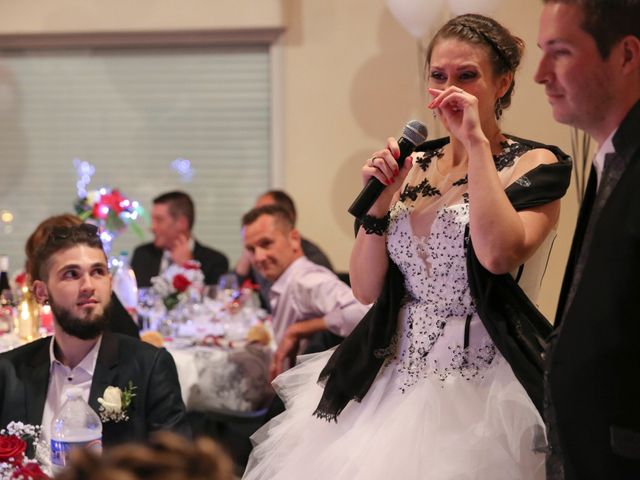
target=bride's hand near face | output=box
[428,87,486,148]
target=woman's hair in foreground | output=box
[425,13,525,111]
[55,432,234,480]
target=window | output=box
[0,42,271,272]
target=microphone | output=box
[348,120,428,218]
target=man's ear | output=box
[619,35,640,74]
[289,228,302,250]
[32,280,49,305]
[177,214,190,233]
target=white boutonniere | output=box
[97,381,136,423]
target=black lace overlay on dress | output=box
[314,136,572,421]
[399,178,441,202]
[415,148,444,171]
[494,141,533,171]
[401,141,531,204]
[452,176,468,187]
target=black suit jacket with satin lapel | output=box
[550,101,640,479]
[130,240,229,287]
[0,331,190,447]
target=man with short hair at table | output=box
[131,191,228,287]
[241,205,370,379]
[235,189,334,311]
[0,224,190,446]
[535,1,640,478]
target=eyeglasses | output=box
[49,224,100,245]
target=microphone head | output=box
[402,120,428,146]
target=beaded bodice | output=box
[385,139,543,390]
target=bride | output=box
[244,13,571,480]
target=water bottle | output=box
[50,388,102,474]
[112,251,138,312]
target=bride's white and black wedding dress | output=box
[243,138,571,480]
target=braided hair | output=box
[425,14,524,112]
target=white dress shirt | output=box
[592,129,616,189]
[41,336,102,445]
[268,256,370,344]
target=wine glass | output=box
[217,273,239,303]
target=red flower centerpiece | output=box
[150,260,205,312]
[0,422,49,479]
[0,435,26,465]
[74,187,146,255]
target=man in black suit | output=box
[131,191,228,287]
[0,224,190,447]
[535,1,640,478]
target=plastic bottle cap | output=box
[65,387,82,400]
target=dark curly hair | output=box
[24,213,83,282]
[34,223,104,282]
[54,432,234,480]
[425,13,525,112]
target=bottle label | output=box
[51,438,102,467]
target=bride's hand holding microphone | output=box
[361,139,414,216]
[348,120,427,219]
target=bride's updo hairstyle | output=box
[425,14,525,117]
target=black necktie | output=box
[562,152,625,317]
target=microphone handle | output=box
[348,137,416,218]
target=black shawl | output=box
[314,136,571,420]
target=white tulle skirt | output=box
[244,349,546,480]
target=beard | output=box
[50,294,111,340]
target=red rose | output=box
[12,462,49,479]
[14,272,27,287]
[241,278,259,291]
[0,435,26,464]
[92,202,109,220]
[101,190,127,214]
[182,260,201,270]
[172,274,191,293]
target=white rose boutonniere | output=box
[97,381,136,423]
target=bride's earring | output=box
[495,98,503,120]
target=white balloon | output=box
[448,0,502,16]
[386,0,446,39]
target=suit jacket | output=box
[549,101,640,479]
[108,292,140,338]
[0,331,190,447]
[131,240,229,287]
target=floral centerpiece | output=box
[72,159,147,254]
[150,260,205,312]
[0,422,49,480]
